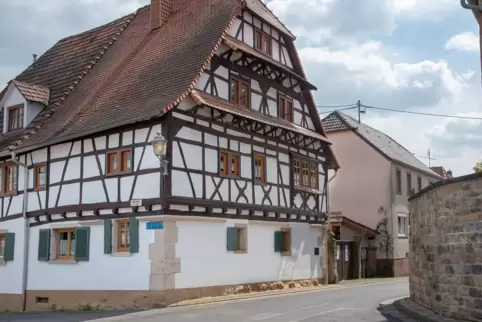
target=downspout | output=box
[328,169,338,183]
[325,168,337,284]
[10,151,29,311]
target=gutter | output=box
[10,151,29,312]
[461,0,482,10]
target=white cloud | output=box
[299,41,468,109]
[265,0,479,175]
[392,0,458,20]
[445,32,479,52]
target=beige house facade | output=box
[322,111,441,277]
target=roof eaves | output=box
[7,10,139,152]
[391,159,443,180]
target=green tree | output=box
[474,161,482,173]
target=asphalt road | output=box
[0,279,410,322]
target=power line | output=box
[361,104,482,120]
[318,106,356,114]
[316,103,357,108]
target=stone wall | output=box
[408,172,482,321]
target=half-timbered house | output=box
[0,0,339,311]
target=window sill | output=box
[0,192,18,197]
[398,235,408,239]
[48,260,77,265]
[34,186,47,191]
[105,171,133,178]
[294,185,321,195]
[281,251,291,257]
[111,252,132,257]
[234,250,247,254]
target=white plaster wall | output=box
[27,221,154,291]
[175,219,321,288]
[0,217,26,294]
[25,102,43,125]
[22,124,162,212]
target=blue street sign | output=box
[146,221,164,230]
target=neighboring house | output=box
[430,166,453,179]
[321,111,441,278]
[0,0,339,312]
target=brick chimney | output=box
[151,0,173,30]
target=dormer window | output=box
[254,29,271,56]
[7,104,24,131]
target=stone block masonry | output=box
[408,172,482,322]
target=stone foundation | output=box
[0,294,22,312]
[23,279,323,312]
[409,172,482,321]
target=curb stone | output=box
[378,297,416,322]
[393,298,464,322]
[168,277,408,308]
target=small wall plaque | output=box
[130,199,142,207]
[146,222,164,230]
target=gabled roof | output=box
[322,111,441,178]
[12,80,50,106]
[0,1,243,153]
[0,0,333,172]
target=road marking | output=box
[287,308,367,322]
[251,302,330,320]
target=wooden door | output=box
[336,241,354,281]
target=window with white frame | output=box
[397,214,408,237]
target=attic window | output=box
[7,104,24,131]
[254,29,272,56]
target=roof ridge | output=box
[58,6,148,44]
[8,8,141,151]
[334,110,357,130]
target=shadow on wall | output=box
[290,223,322,280]
[408,172,482,322]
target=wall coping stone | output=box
[408,171,482,202]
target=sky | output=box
[0,0,481,176]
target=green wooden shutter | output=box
[274,231,284,253]
[75,227,90,261]
[226,227,238,251]
[129,217,139,254]
[3,233,15,261]
[38,229,51,261]
[104,219,112,254]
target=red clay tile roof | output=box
[0,0,335,172]
[0,12,137,151]
[1,1,242,152]
[12,80,50,106]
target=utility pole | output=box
[357,100,365,123]
[419,148,436,167]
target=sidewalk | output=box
[393,298,463,322]
[169,277,408,308]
